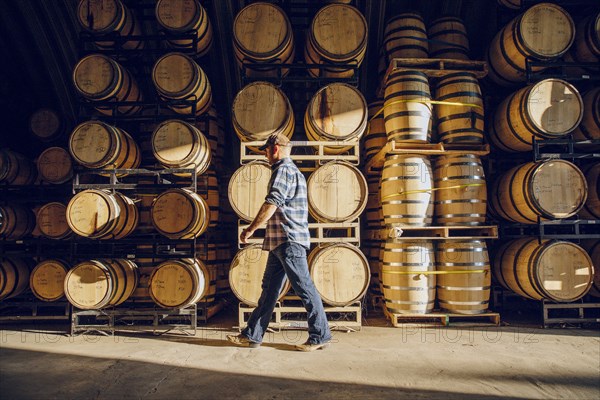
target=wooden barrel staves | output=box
[0,258,33,301]
[308,243,370,307]
[29,109,66,142]
[436,240,491,315]
[428,16,470,60]
[233,2,294,77]
[381,240,436,314]
[66,190,138,239]
[489,159,587,224]
[572,87,600,141]
[578,163,600,219]
[490,79,583,152]
[155,0,213,57]
[365,173,384,229]
[0,149,37,185]
[582,241,600,297]
[69,121,140,171]
[151,119,211,175]
[30,260,69,302]
[77,0,143,50]
[383,13,428,61]
[565,13,600,67]
[0,205,35,240]
[37,202,72,240]
[228,161,271,222]
[152,52,212,116]
[198,167,220,227]
[229,244,290,306]
[149,258,209,308]
[307,161,368,223]
[37,147,73,184]
[232,82,294,152]
[434,154,487,226]
[304,82,368,154]
[486,3,575,86]
[434,72,484,144]
[493,238,593,302]
[151,188,209,239]
[73,54,143,116]
[362,100,387,163]
[384,70,432,143]
[380,154,434,226]
[305,4,367,78]
[195,105,224,168]
[64,259,138,309]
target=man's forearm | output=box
[248,202,278,231]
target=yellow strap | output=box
[382,269,488,275]
[371,99,483,121]
[381,183,484,200]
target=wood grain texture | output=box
[37,202,71,239]
[228,161,271,222]
[37,147,73,184]
[30,260,69,302]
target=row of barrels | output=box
[229,243,370,307]
[363,238,599,315]
[78,0,213,56]
[232,81,368,154]
[233,2,367,78]
[0,255,226,310]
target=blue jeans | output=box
[242,242,332,345]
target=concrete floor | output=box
[0,310,599,400]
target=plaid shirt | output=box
[263,157,311,251]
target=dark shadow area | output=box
[0,347,581,400]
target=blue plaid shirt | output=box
[263,157,310,251]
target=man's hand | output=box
[240,227,254,244]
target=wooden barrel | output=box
[228,161,271,222]
[383,13,428,61]
[384,70,432,143]
[307,161,368,222]
[232,82,294,151]
[0,258,32,301]
[434,73,484,144]
[308,243,370,306]
[37,147,73,184]
[381,240,436,314]
[362,100,387,163]
[233,2,294,77]
[490,79,583,152]
[29,109,65,142]
[0,205,35,240]
[64,259,138,309]
[0,149,37,185]
[582,241,600,297]
[198,167,219,227]
[229,244,290,306]
[152,52,212,116]
[305,4,367,78]
[30,260,69,302]
[69,121,140,171]
[193,243,219,304]
[497,0,521,9]
[195,105,223,168]
[486,3,575,86]
[433,154,487,226]
[365,173,384,228]
[151,119,211,175]
[567,13,600,65]
[493,238,593,302]
[428,16,470,60]
[155,0,213,57]
[66,190,138,239]
[305,82,368,154]
[381,154,434,226]
[490,159,587,224]
[572,87,600,141]
[37,202,72,240]
[151,188,209,239]
[77,0,143,50]
[578,163,600,219]
[148,258,209,308]
[73,54,143,115]
[436,240,491,314]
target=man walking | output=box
[227,133,332,351]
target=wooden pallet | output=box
[364,141,490,173]
[238,301,362,332]
[0,300,71,322]
[373,225,498,240]
[542,301,600,328]
[238,220,360,246]
[385,308,500,327]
